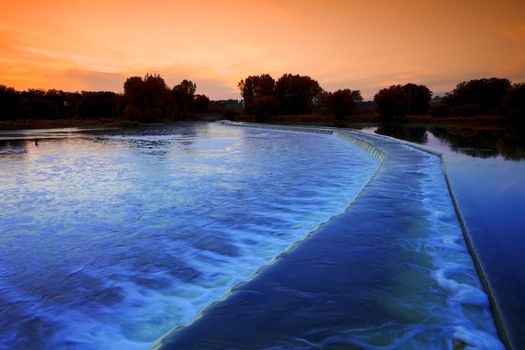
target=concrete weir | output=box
[153,123,506,350]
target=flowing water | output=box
[0,123,379,349]
[365,124,525,350]
[156,126,504,350]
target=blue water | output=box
[0,123,379,349]
[155,127,504,350]
[426,133,525,350]
[366,125,525,350]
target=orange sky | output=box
[1,0,524,99]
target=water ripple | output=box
[0,123,378,349]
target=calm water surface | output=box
[363,124,525,350]
[0,123,378,349]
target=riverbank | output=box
[155,124,505,350]
[232,113,507,128]
[0,113,512,132]
[0,118,141,130]
[360,124,525,350]
[0,113,226,130]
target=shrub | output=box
[446,78,511,114]
[252,95,281,122]
[430,103,450,117]
[450,104,481,117]
[223,108,240,120]
[329,89,362,120]
[373,85,409,120]
[123,105,142,121]
[27,99,58,119]
[502,83,525,125]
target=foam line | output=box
[220,120,333,135]
[0,123,381,349]
[350,125,512,350]
[204,121,509,349]
[440,157,512,350]
[152,122,385,348]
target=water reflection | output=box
[361,122,525,349]
[0,122,379,349]
[375,123,428,144]
[0,140,30,156]
[369,123,525,161]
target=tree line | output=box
[1,73,523,125]
[374,77,524,122]
[0,74,210,122]
[239,74,524,124]
[238,73,362,121]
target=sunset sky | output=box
[1,0,524,99]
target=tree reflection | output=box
[375,123,428,144]
[430,127,525,161]
[374,124,525,161]
[375,123,525,161]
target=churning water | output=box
[155,127,504,350]
[0,123,379,349]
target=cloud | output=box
[499,22,525,42]
[62,69,127,91]
[192,79,239,100]
[264,3,302,27]
[16,46,121,73]
[1,1,524,99]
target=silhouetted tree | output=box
[211,99,243,112]
[193,94,210,113]
[27,99,58,119]
[328,89,363,120]
[254,74,275,97]
[312,89,331,114]
[273,74,322,114]
[223,107,240,120]
[0,85,23,120]
[172,79,197,118]
[450,104,481,117]
[123,76,143,99]
[430,103,450,117]
[123,76,144,120]
[238,76,256,112]
[402,83,432,115]
[20,89,46,100]
[444,78,511,114]
[142,74,169,119]
[251,95,281,122]
[43,89,68,117]
[238,74,275,113]
[78,91,118,118]
[63,92,82,119]
[0,75,203,123]
[123,74,170,121]
[374,85,409,120]
[502,83,525,125]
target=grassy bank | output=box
[0,118,142,130]
[0,113,510,131]
[231,113,507,129]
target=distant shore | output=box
[231,113,508,129]
[0,114,510,131]
[0,118,141,130]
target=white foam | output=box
[453,326,506,350]
[0,124,380,349]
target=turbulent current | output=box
[0,123,379,349]
[154,126,504,350]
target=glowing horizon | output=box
[1,0,524,99]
